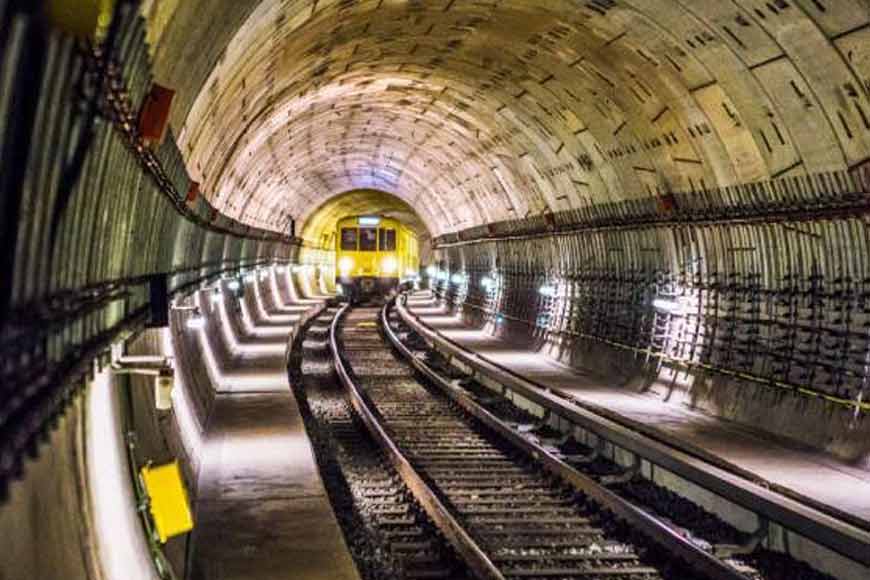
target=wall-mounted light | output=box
[539,284,557,297]
[243,272,254,283]
[450,272,465,284]
[186,313,206,329]
[154,370,175,411]
[275,265,286,274]
[426,265,437,277]
[228,279,241,291]
[653,297,686,315]
[481,276,495,290]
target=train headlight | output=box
[381,256,398,274]
[338,256,355,275]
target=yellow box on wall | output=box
[140,461,194,543]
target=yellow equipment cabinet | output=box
[140,461,194,543]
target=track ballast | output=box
[330,303,749,580]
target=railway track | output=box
[291,308,471,580]
[329,302,750,580]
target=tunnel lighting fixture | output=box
[653,297,686,315]
[539,284,557,297]
[243,272,254,283]
[275,265,286,273]
[338,256,355,274]
[358,216,381,226]
[382,256,398,274]
[154,371,175,411]
[227,279,241,291]
[426,265,437,277]
[450,273,466,284]
[496,315,505,324]
[481,276,495,290]
[210,290,222,304]
[186,315,206,330]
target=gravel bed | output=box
[291,310,468,580]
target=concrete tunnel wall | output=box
[432,224,870,463]
[0,260,321,580]
[150,1,870,235]
[0,1,303,495]
[136,0,870,458]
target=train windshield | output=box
[359,227,377,251]
[340,228,358,250]
[379,228,396,251]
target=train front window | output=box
[379,228,396,251]
[359,227,377,251]
[340,228,358,250]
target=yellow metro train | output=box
[335,215,419,300]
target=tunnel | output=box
[2,0,870,579]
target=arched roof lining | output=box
[155,0,870,237]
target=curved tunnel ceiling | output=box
[150,1,870,237]
[299,188,430,248]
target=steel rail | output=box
[328,303,504,580]
[382,299,747,580]
[395,295,870,567]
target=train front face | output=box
[335,215,418,301]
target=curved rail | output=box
[394,294,870,568]
[381,298,747,580]
[328,303,504,580]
